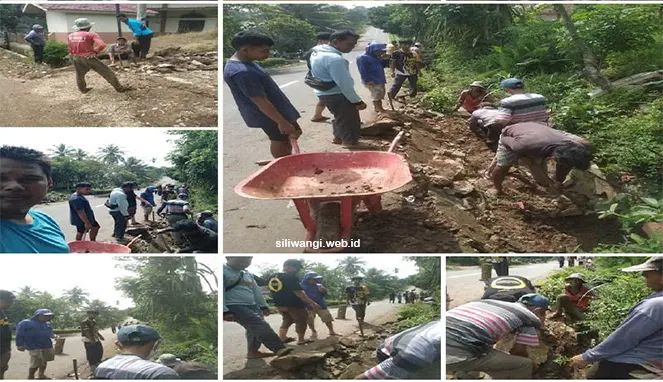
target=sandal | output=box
[247,351,275,359]
[311,116,330,122]
[297,339,314,345]
[281,337,296,343]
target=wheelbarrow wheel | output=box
[314,202,342,245]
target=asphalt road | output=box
[223,27,392,253]
[222,299,399,375]
[446,261,560,309]
[32,177,177,245]
[4,327,116,380]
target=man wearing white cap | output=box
[551,273,593,320]
[67,18,129,94]
[569,256,663,379]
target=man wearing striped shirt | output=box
[495,78,549,126]
[446,294,550,379]
[357,321,441,379]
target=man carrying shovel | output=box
[67,18,131,94]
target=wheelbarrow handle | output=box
[290,138,301,154]
[388,131,405,153]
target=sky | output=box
[2,254,219,309]
[229,255,424,278]
[1,128,182,167]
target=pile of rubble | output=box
[268,329,391,380]
[132,48,218,74]
[125,219,177,253]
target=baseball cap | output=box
[622,256,663,273]
[117,325,161,343]
[157,354,182,367]
[517,293,550,310]
[500,78,525,90]
[0,290,16,301]
[565,273,586,283]
[470,81,486,89]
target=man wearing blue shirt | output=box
[310,30,367,148]
[570,256,663,379]
[116,13,153,59]
[69,182,100,241]
[139,186,157,223]
[224,31,302,159]
[107,182,133,244]
[0,146,70,253]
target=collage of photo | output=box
[1,0,662,380]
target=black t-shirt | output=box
[268,272,305,308]
[0,309,10,352]
[481,276,535,302]
[126,190,137,207]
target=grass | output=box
[150,29,218,53]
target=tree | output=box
[259,14,316,56]
[98,144,125,165]
[63,286,90,308]
[122,156,148,181]
[73,149,89,161]
[49,144,75,158]
[338,256,366,276]
[554,4,613,90]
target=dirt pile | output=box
[352,100,624,253]
[133,48,218,74]
[125,219,177,253]
[533,319,588,379]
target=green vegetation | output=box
[223,4,369,59]
[257,57,287,68]
[447,257,553,266]
[594,194,663,252]
[116,257,218,368]
[6,286,126,332]
[537,257,651,341]
[43,42,68,67]
[369,4,662,251]
[392,303,440,332]
[45,143,167,193]
[166,130,218,214]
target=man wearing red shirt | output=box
[68,18,129,93]
[551,273,592,320]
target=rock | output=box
[269,351,327,371]
[429,174,453,188]
[441,148,466,159]
[452,180,475,196]
[315,367,332,379]
[157,63,175,69]
[339,337,357,348]
[432,158,466,181]
[190,60,204,66]
[339,364,367,380]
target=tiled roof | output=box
[34,4,158,15]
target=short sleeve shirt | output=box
[391,51,417,76]
[126,190,137,208]
[223,59,300,128]
[0,210,70,253]
[69,193,95,226]
[95,354,179,379]
[346,285,370,305]
[268,272,305,308]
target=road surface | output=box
[32,177,177,245]
[4,327,116,380]
[446,261,560,309]
[223,299,399,375]
[223,27,392,253]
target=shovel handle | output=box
[290,138,301,154]
[388,131,405,153]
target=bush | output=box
[391,303,440,332]
[420,87,456,113]
[43,42,69,67]
[257,58,287,68]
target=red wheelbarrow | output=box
[235,131,412,252]
[68,233,132,253]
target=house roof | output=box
[24,4,158,15]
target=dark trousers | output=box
[493,262,509,276]
[587,360,647,379]
[32,44,44,64]
[133,34,153,59]
[389,74,418,98]
[110,211,127,239]
[84,342,103,366]
[226,305,285,353]
[318,94,361,144]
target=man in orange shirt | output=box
[67,18,129,93]
[551,273,593,320]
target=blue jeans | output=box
[109,211,126,239]
[226,305,285,353]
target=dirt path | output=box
[351,102,624,253]
[0,48,217,127]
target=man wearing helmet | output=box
[447,293,550,379]
[67,18,130,93]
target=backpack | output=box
[104,198,118,209]
[481,276,536,302]
[303,48,337,91]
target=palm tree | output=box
[98,144,125,165]
[49,144,75,157]
[17,286,40,300]
[122,157,146,173]
[338,256,366,277]
[73,149,89,161]
[63,286,90,308]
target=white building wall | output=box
[45,11,69,33]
